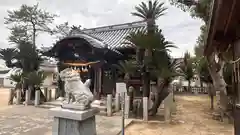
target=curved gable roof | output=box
[71,21,147,50]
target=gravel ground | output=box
[124,95,233,135]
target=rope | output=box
[229,57,240,64]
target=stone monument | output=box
[50,68,98,135]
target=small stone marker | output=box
[44,88,48,101]
[143,97,148,121]
[115,93,120,112]
[8,89,14,105]
[124,95,130,119]
[107,94,112,116]
[47,89,52,101]
[25,90,30,106]
[16,89,21,105]
[35,90,40,106]
[164,93,172,122]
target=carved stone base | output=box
[61,104,90,111]
[50,107,99,135]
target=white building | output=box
[0,59,58,88]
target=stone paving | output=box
[0,105,132,135]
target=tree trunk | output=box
[207,55,227,111]
[149,78,169,116]
[143,48,152,97]
[128,86,134,111]
[32,23,36,46]
[200,79,203,88]
[142,18,155,98]
[188,80,191,92]
[207,83,214,110]
[57,75,65,98]
[56,62,65,98]
[136,48,144,64]
[210,95,214,110]
[149,87,169,116]
[143,71,150,97]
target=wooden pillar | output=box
[93,69,98,98]
[98,68,102,99]
[112,68,117,96]
[234,40,240,103]
[93,68,102,100]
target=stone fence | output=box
[9,87,56,106]
[105,92,175,122]
[173,85,208,94]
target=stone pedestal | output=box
[50,107,99,135]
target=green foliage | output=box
[131,0,167,21]
[15,41,43,72]
[10,71,23,89]
[123,21,177,85]
[0,48,17,68]
[113,60,137,80]
[8,25,31,44]
[124,29,175,51]
[51,22,82,39]
[27,71,46,87]
[151,52,181,85]
[0,41,43,80]
[4,4,57,45]
[132,0,167,36]
[170,0,212,23]
[124,29,176,67]
[198,57,212,83]
[180,52,194,82]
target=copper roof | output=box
[70,21,147,50]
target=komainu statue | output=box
[59,68,94,110]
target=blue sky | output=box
[0,0,203,59]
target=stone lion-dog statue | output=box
[59,68,94,109]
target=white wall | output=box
[42,72,57,87]
[2,65,58,88]
[3,78,15,88]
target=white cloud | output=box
[0,0,203,58]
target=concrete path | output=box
[0,105,132,135]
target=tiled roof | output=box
[70,21,147,50]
